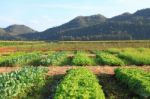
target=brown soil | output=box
[0,66,149,76]
[47,66,116,76]
[0,67,20,73]
[67,54,96,58]
[0,47,17,55]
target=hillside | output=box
[56,8,150,40]
[0,25,36,40]
[38,8,150,40]
[44,14,107,33]
[4,24,36,35]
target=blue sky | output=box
[0,0,150,31]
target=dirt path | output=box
[0,67,20,73]
[67,54,96,57]
[0,47,17,55]
[0,66,115,75]
[47,66,116,76]
[0,66,149,76]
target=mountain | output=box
[56,21,150,40]
[4,24,36,35]
[44,14,107,33]
[19,14,107,40]
[31,8,149,40]
[36,14,107,40]
[109,12,132,22]
[134,8,150,17]
[1,8,150,40]
[0,28,5,35]
[0,25,37,40]
[54,8,150,40]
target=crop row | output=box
[54,68,105,99]
[95,51,125,66]
[0,48,150,66]
[73,48,150,66]
[0,52,40,66]
[0,67,48,99]
[115,68,150,98]
[0,66,149,98]
[39,51,68,66]
[118,48,150,65]
[72,52,95,66]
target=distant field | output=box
[0,40,150,51]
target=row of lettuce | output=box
[55,68,150,98]
[0,67,48,99]
[0,67,105,99]
[1,48,150,66]
[0,67,149,98]
[54,68,105,99]
[115,68,150,98]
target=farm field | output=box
[1,47,150,66]
[0,41,150,99]
[0,66,150,99]
[0,40,150,53]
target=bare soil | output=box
[0,67,20,73]
[67,54,96,58]
[0,66,149,76]
[0,47,17,55]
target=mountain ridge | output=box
[0,8,150,40]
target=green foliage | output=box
[0,52,40,66]
[118,48,150,65]
[72,52,95,66]
[54,68,105,99]
[105,48,121,54]
[0,67,48,99]
[40,51,68,66]
[115,68,150,98]
[96,52,125,66]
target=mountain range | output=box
[1,8,150,40]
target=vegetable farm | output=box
[1,48,150,67]
[0,41,150,99]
